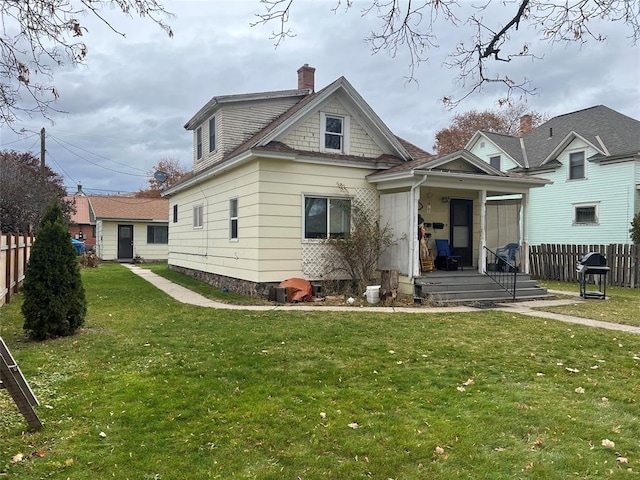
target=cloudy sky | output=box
[1,0,638,195]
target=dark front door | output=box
[117,224,134,260]
[450,199,473,266]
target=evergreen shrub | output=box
[21,203,87,340]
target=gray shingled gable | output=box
[522,105,640,168]
[483,105,639,170]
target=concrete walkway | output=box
[123,265,640,335]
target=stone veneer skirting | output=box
[169,265,275,298]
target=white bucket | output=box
[365,285,381,304]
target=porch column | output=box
[479,189,487,273]
[521,192,530,274]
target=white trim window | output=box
[229,197,238,241]
[489,155,501,170]
[147,225,168,244]
[208,116,216,153]
[568,151,586,180]
[320,113,350,153]
[573,202,599,225]
[196,127,203,161]
[304,195,351,240]
[193,205,203,229]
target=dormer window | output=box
[208,116,216,153]
[568,151,585,180]
[489,155,501,170]
[321,113,350,154]
[196,127,203,161]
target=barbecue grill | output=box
[576,252,609,299]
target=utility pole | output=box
[40,127,45,180]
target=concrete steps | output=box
[415,271,550,304]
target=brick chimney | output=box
[519,114,533,136]
[297,64,315,92]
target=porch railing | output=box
[484,246,517,302]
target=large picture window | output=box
[569,151,585,180]
[304,196,351,239]
[193,205,203,229]
[147,225,168,244]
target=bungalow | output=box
[164,65,549,296]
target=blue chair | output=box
[435,239,463,271]
[495,243,519,271]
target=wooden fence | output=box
[530,244,640,287]
[1,232,34,307]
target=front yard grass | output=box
[540,280,640,328]
[1,264,639,479]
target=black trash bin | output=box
[576,252,609,299]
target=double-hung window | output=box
[304,196,351,239]
[147,225,168,244]
[489,155,501,170]
[321,113,349,153]
[568,151,585,180]
[229,197,238,241]
[196,127,203,161]
[193,205,203,229]
[574,203,598,225]
[209,116,216,153]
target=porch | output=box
[414,270,550,304]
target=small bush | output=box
[630,211,640,245]
[21,203,87,340]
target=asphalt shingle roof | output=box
[89,197,168,221]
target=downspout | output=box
[409,173,428,278]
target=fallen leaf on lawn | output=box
[434,446,445,454]
[536,372,545,376]
[12,454,23,464]
[601,439,615,448]
[348,422,359,429]
[533,438,543,446]
[389,350,395,354]
[601,397,609,403]
[590,365,599,369]
[463,378,474,386]
[65,458,74,466]
[456,386,466,392]
[36,450,46,458]
[320,412,327,419]
[617,457,629,464]
[575,387,585,394]
[99,431,107,438]
[566,367,580,373]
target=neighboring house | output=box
[164,65,548,296]
[89,196,169,261]
[467,106,640,245]
[65,185,96,249]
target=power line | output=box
[0,133,39,147]
[48,150,79,187]
[48,135,148,177]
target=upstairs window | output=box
[304,196,351,239]
[172,204,178,223]
[229,197,238,241]
[569,151,585,180]
[196,127,203,160]
[574,203,598,225]
[321,113,350,153]
[147,225,168,244]
[209,116,216,153]
[193,205,203,229]
[489,155,501,170]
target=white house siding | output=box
[379,192,411,275]
[468,142,520,171]
[96,221,168,261]
[168,158,378,284]
[193,98,301,172]
[282,99,385,157]
[528,139,637,244]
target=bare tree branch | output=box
[252,0,640,106]
[0,1,173,127]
